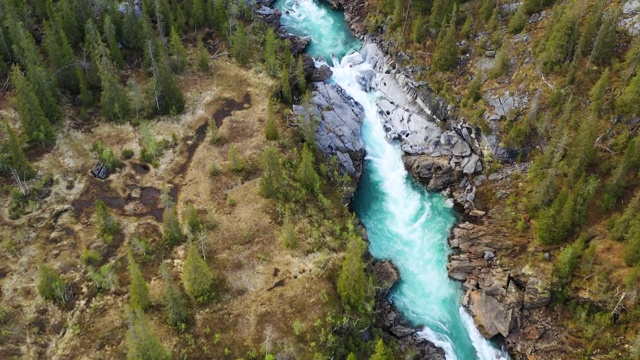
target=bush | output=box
[182,242,214,302]
[88,264,117,293]
[95,200,119,243]
[38,264,68,303]
[280,214,298,249]
[81,248,103,266]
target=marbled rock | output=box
[293,82,365,185]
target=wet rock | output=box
[372,261,399,297]
[293,82,365,187]
[312,64,333,82]
[404,155,463,192]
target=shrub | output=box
[182,242,214,302]
[81,248,103,266]
[88,264,117,293]
[38,264,68,303]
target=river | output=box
[274,0,510,358]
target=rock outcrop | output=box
[293,82,366,193]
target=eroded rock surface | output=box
[293,82,365,186]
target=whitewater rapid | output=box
[275,0,511,358]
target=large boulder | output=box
[404,155,462,192]
[293,82,365,189]
[467,289,515,338]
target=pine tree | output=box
[122,0,143,51]
[3,122,35,180]
[182,242,214,302]
[169,27,188,73]
[184,203,203,238]
[411,15,427,43]
[104,15,124,69]
[125,306,172,360]
[429,0,454,31]
[612,194,640,241]
[589,68,609,114]
[163,204,184,247]
[296,144,320,194]
[296,56,306,95]
[43,12,79,93]
[197,35,210,72]
[11,65,55,148]
[536,190,574,245]
[231,24,249,65]
[433,12,458,72]
[95,200,120,242]
[280,213,298,249]
[617,72,640,116]
[38,263,68,303]
[213,0,229,37]
[370,339,391,360]
[280,65,292,104]
[128,251,150,311]
[146,37,185,115]
[283,39,294,71]
[86,21,130,121]
[337,235,367,312]
[58,0,82,46]
[480,0,497,21]
[265,98,279,141]
[540,4,579,71]
[577,0,605,58]
[160,264,189,328]
[259,147,284,198]
[190,0,206,28]
[589,10,618,66]
[264,28,278,76]
[228,144,244,172]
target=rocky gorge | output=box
[258,0,569,358]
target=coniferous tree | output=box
[213,0,229,37]
[280,212,298,249]
[104,15,124,69]
[589,68,609,114]
[433,12,458,72]
[197,35,210,72]
[296,56,306,95]
[589,10,618,66]
[128,250,150,311]
[123,0,144,51]
[160,264,189,328]
[612,194,640,241]
[540,4,579,71]
[264,28,278,76]
[43,13,79,93]
[412,15,427,43]
[231,24,249,65]
[163,204,184,247]
[11,65,55,148]
[3,122,35,179]
[190,0,206,28]
[337,235,367,312]
[125,306,172,360]
[536,190,574,245]
[280,65,292,104]
[86,21,130,121]
[370,339,391,360]
[259,147,284,199]
[296,144,320,194]
[169,27,188,73]
[184,203,204,238]
[228,144,244,172]
[182,242,214,302]
[617,72,640,116]
[480,0,497,21]
[38,263,68,303]
[265,98,279,141]
[282,39,293,71]
[146,37,185,115]
[577,0,605,58]
[429,0,454,31]
[58,0,82,46]
[95,200,120,242]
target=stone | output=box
[463,154,480,175]
[488,172,503,181]
[468,289,514,338]
[91,163,110,179]
[390,325,415,337]
[523,277,551,309]
[293,82,365,185]
[485,50,496,58]
[469,209,487,217]
[404,155,463,192]
[484,251,496,261]
[372,261,399,294]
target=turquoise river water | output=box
[274,0,511,358]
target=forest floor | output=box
[0,59,339,359]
